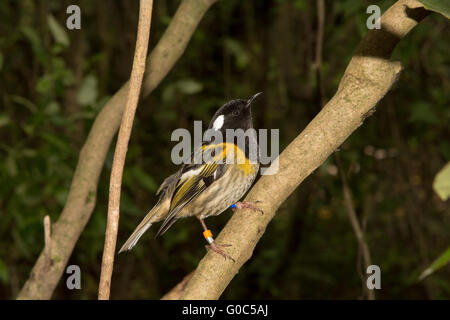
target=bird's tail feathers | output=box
[118,203,161,254]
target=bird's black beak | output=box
[246,92,262,109]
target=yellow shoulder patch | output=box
[202,142,256,176]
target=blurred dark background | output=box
[0,0,449,299]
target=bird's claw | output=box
[232,201,264,215]
[205,242,235,262]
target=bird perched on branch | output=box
[119,93,263,261]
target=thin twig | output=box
[314,0,325,107]
[313,0,374,300]
[335,154,375,300]
[43,215,52,271]
[98,0,154,300]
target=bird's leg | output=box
[198,217,235,262]
[231,200,264,214]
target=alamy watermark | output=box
[366,5,381,30]
[66,264,81,290]
[366,265,381,290]
[66,5,81,30]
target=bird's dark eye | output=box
[232,110,240,116]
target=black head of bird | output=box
[208,92,262,132]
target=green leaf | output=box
[6,154,18,177]
[36,74,53,95]
[418,0,450,19]
[21,26,48,65]
[176,79,203,95]
[77,75,98,106]
[162,83,176,103]
[10,95,37,113]
[419,246,450,280]
[0,114,10,128]
[433,162,450,201]
[47,14,70,47]
[224,38,250,69]
[162,79,203,103]
[44,101,60,116]
[40,132,71,153]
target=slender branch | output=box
[313,0,325,107]
[43,215,52,272]
[98,0,153,300]
[335,154,375,300]
[179,0,430,299]
[17,0,217,300]
[314,0,375,300]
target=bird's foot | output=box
[205,242,235,262]
[232,200,264,215]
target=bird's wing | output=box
[155,142,229,236]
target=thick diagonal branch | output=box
[179,0,430,299]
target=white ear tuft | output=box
[213,115,224,130]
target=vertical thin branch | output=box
[43,215,52,272]
[314,0,325,107]
[313,0,375,300]
[98,0,154,300]
[335,155,375,300]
